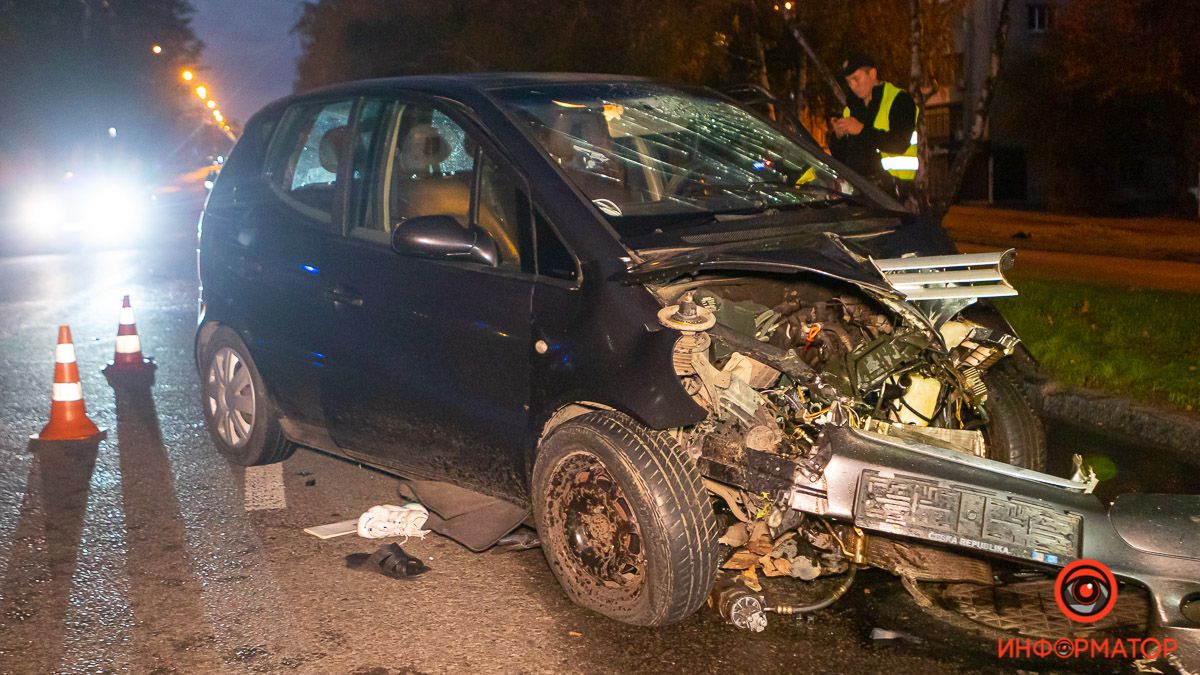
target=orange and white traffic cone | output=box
[102,294,156,388]
[33,325,105,442]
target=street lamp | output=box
[213,111,224,123]
[207,99,217,110]
[195,85,207,100]
[181,70,194,81]
[151,44,162,54]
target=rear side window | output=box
[264,99,355,223]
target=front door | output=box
[321,100,536,502]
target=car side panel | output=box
[528,260,706,465]
[320,237,535,504]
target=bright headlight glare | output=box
[17,192,64,231]
[86,184,145,232]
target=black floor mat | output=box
[398,480,529,552]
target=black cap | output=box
[840,52,876,78]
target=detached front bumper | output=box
[786,426,1200,672]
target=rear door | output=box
[205,97,357,424]
[321,99,536,501]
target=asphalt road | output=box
[0,234,1193,674]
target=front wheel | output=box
[532,411,719,626]
[982,367,1047,471]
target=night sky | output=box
[190,0,304,125]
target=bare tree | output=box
[787,22,846,109]
[909,0,931,203]
[932,0,1013,219]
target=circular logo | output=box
[1054,559,1118,623]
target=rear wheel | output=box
[200,327,294,466]
[532,411,718,626]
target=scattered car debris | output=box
[356,503,430,540]
[870,627,924,644]
[346,543,429,579]
[710,579,768,632]
[1133,657,1165,673]
[304,518,359,540]
[494,527,540,551]
[305,503,432,540]
[718,523,750,548]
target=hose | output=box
[765,565,859,615]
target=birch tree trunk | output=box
[910,0,932,206]
[749,1,776,119]
[932,0,1013,219]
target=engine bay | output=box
[657,275,1021,465]
[649,271,1080,630]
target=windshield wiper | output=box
[713,179,859,211]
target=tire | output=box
[532,411,719,626]
[200,327,294,466]
[982,367,1046,471]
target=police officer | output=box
[829,53,919,191]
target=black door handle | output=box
[327,286,364,307]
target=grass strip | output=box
[993,276,1200,412]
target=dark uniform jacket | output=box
[830,82,917,180]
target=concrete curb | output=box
[1035,382,1200,458]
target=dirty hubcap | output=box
[205,347,255,447]
[547,451,645,589]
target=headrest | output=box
[398,123,451,173]
[318,125,351,174]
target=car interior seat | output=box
[391,122,470,226]
[474,167,521,267]
[547,111,629,206]
[319,125,351,175]
[391,117,520,267]
[289,123,350,214]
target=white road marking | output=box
[243,463,286,511]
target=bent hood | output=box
[617,225,1016,337]
[617,231,897,293]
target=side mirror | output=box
[390,214,498,267]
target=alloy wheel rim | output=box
[205,347,255,447]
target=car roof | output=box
[289,72,658,104]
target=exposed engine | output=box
[661,277,1017,462]
[608,246,1199,668]
[652,271,1038,630]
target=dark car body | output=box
[196,73,960,504]
[196,75,1200,664]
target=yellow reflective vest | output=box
[842,82,919,181]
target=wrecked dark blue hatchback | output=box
[196,74,1200,662]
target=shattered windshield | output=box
[492,83,855,232]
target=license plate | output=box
[855,469,1081,565]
